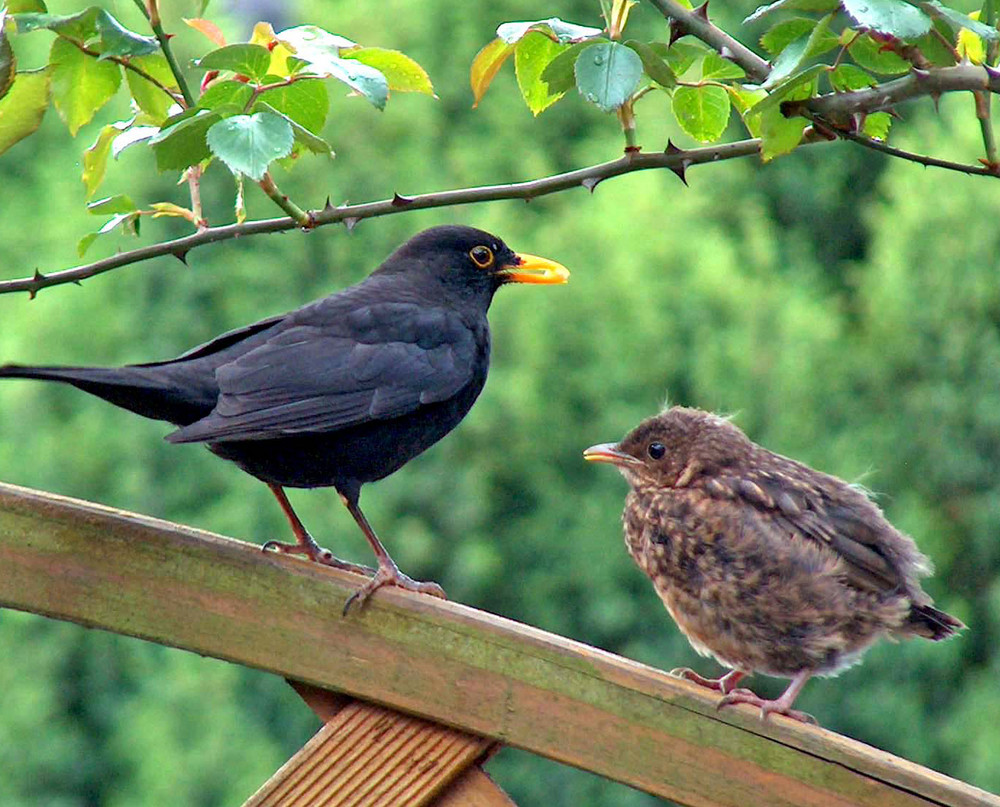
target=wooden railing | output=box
[1,481,996,807]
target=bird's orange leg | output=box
[339,492,446,614]
[670,668,745,694]
[262,484,374,576]
[717,669,817,724]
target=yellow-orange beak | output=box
[501,252,570,285]
[583,443,641,467]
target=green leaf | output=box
[515,32,569,115]
[728,84,768,136]
[49,36,121,135]
[111,124,158,157]
[914,30,958,65]
[276,25,357,61]
[760,18,817,56]
[320,57,388,110]
[625,40,677,88]
[657,41,711,78]
[7,0,47,12]
[829,63,876,91]
[700,52,746,80]
[759,104,808,160]
[764,13,835,88]
[574,41,643,112]
[206,111,294,179]
[13,8,156,58]
[276,25,391,110]
[92,10,158,59]
[747,64,824,118]
[77,232,99,257]
[198,80,254,111]
[149,108,229,171]
[842,0,932,38]
[862,110,892,139]
[539,42,589,94]
[342,47,434,95]
[125,54,176,122]
[919,0,1000,39]
[77,211,140,257]
[82,123,117,198]
[256,101,333,156]
[13,8,99,39]
[672,84,730,142]
[0,68,49,156]
[757,75,816,160]
[470,38,515,106]
[496,18,603,45]
[197,44,272,81]
[256,78,328,133]
[744,0,839,24]
[86,194,136,214]
[765,35,810,88]
[848,33,911,74]
[0,10,15,102]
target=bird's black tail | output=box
[906,603,966,641]
[0,364,212,426]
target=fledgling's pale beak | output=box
[583,443,642,467]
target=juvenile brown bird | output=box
[584,406,963,723]
[0,225,568,611]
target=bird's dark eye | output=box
[647,442,666,460]
[469,245,494,268]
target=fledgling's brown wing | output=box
[697,460,908,595]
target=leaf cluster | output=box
[0,4,433,253]
[471,0,1000,162]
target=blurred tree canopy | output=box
[0,0,998,805]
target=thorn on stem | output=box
[694,1,710,20]
[668,19,687,47]
[391,192,414,207]
[323,197,334,212]
[174,250,189,265]
[343,216,359,232]
[665,140,690,185]
[581,177,603,193]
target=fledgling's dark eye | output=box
[469,246,494,268]
[647,442,666,460]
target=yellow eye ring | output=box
[469,245,494,268]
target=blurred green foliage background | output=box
[1,0,998,804]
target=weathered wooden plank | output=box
[433,767,516,807]
[244,701,496,807]
[0,482,995,807]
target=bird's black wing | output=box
[702,466,905,593]
[167,302,480,443]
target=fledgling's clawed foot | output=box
[670,667,745,695]
[716,687,818,725]
[262,538,374,576]
[342,562,447,615]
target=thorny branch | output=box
[645,0,1000,178]
[1,140,766,296]
[645,0,771,83]
[5,0,1000,298]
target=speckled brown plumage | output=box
[585,406,964,723]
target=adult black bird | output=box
[584,406,963,723]
[0,225,568,610]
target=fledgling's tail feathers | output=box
[906,602,966,641]
[0,364,212,426]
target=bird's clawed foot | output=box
[262,537,374,576]
[670,667,745,695]
[716,688,818,725]
[342,559,446,615]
